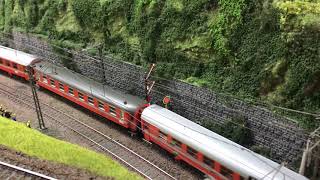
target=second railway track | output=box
[0,161,57,180]
[0,81,176,180]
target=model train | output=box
[0,45,308,180]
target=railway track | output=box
[0,81,176,180]
[0,161,57,180]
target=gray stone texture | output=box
[1,32,308,167]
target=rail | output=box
[0,81,176,180]
[0,161,57,180]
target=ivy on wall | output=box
[210,0,246,57]
[1,0,319,129]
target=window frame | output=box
[220,165,234,178]
[171,138,182,148]
[144,123,149,130]
[119,110,125,120]
[78,92,84,101]
[59,82,64,91]
[187,146,198,159]
[12,63,18,69]
[68,87,74,96]
[50,79,55,87]
[203,155,214,167]
[3,60,8,66]
[109,106,117,116]
[88,96,94,105]
[159,130,167,141]
[42,75,48,84]
[98,101,104,110]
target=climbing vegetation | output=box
[0,0,319,129]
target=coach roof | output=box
[0,45,41,66]
[35,61,144,113]
[142,104,308,180]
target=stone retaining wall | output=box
[1,32,308,167]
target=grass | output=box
[0,116,142,180]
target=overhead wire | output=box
[0,35,312,179]
[1,34,313,160]
[1,31,315,121]
[2,35,313,157]
[36,58,306,153]
[152,83,308,136]
[35,62,303,179]
[0,31,319,118]
[0,33,312,174]
[1,34,309,140]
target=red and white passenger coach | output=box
[0,45,41,80]
[34,61,145,131]
[141,105,308,180]
[0,45,309,180]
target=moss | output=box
[55,2,81,33]
[0,0,5,29]
[4,0,14,32]
[1,0,320,129]
[11,0,26,28]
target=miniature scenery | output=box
[0,0,319,179]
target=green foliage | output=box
[0,0,5,30]
[278,28,320,111]
[275,0,320,15]
[11,0,26,29]
[1,0,320,129]
[4,0,14,32]
[71,0,102,29]
[37,0,59,35]
[25,0,39,30]
[210,0,247,57]
[51,40,79,72]
[270,0,320,118]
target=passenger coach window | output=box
[78,92,84,101]
[69,87,74,96]
[144,123,149,130]
[50,79,55,87]
[119,110,124,120]
[98,101,104,110]
[159,131,167,141]
[59,83,64,91]
[248,177,257,180]
[12,63,18,69]
[171,138,182,148]
[88,97,94,105]
[220,165,233,178]
[203,156,214,167]
[43,76,48,83]
[109,106,116,116]
[187,147,198,159]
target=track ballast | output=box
[0,81,176,180]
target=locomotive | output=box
[0,45,308,180]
